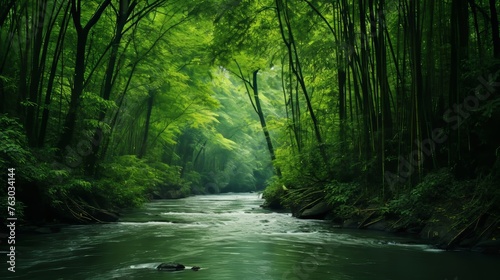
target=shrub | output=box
[0,114,41,221]
[262,177,287,209]
[387,168,455,227]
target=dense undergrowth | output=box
[263,145,500,249]
[0,115,195,224]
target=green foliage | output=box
[480,96,500,118]
[81,92,117,115]
[95,155,190,207]
[262,178,288,208]
[0,115,40,221]
[147,160,192,199]
[387,169,455,227]
[15,153,195,222]
[0,115,32,168]
[44,174,93,205]
[1,0,499,235]
[324,181,360,206]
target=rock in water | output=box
[297,201,332,219]
[157,263,186,271]
[156,262,201,271]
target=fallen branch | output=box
[358,211,376,229]
[447,212,485,247]
[65,194,105,223]
[362,216,385,228]
[478,217,500,239]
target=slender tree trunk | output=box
[0,0,15,27]
[85,0,133,173]
[359,0,374,161]
[100,59,138,161]
[374,0,393,194]
[252,70,282,177]
[276,0,326,162]
[489,0,500,59]
[17,3,30,124]
[469,0,482,59]
[447,0,469,164]
[407,0,425,178]
[138,89,154,159]
[235,59,282,177]
[38,2,71,147]
[57,0,111,157]
[25,1,47,146]
[57,30,88,154]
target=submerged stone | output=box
[157,263,185,271]
[156,263,201,271]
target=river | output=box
[4,193,499,279]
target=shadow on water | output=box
[4,193,499,279]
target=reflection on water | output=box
[4,193,499,279]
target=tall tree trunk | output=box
[100,58,138,161]
[235,60,282,177]
[373,0,393,194]
[138,89,154,159]
[303,0,348,153]
[25,1,47,146]
[276,0,326,162]
[85,0,133,173]
[0,0,15,27]
[407,0,425,179]
[359,0,374,161]
[447,0,469,164]
[252,70,282,177]
[57,0,111,157]
[422,0,437,168]
[489,0,500,59]
[17,3,30,124]
[38,2,71,147]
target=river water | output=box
[4,193,499,279]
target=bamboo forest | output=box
[1,0,499,279]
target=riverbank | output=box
[334,207,500,254]
[262,168,500,255]
[256,204,500,255]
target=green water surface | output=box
[3,193,498,279]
